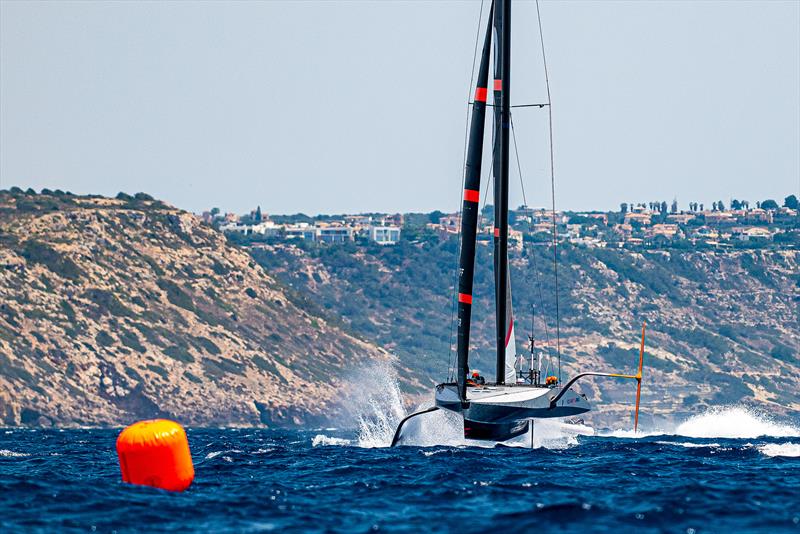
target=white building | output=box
[285,223,316,241]
[369,225,401,245]
[317,226,355,243]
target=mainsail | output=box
[504,277,517,384]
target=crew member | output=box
[468,370,485,386]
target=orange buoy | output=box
[116,419,194,492]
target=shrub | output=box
[164,345,195,363]
[770,343,795,362]
[193,336,221,355]
[119,328,145,353]
[20,240,83,281]
[83,289,134,317]
[157,279,195,311]
[95,331,114,347]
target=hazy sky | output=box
[1,0,798,215]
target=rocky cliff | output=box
[0,191,397,427]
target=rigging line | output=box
[448,0,486,382]
[536,0,562,383]
[510,114,556,375]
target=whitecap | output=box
[603,405,800,440]
[758,443,800,458]
[675,406,800,439]
[654,441,721,448]
[204,449,242,460]
[311,434,351,447]
[0,449,30,457]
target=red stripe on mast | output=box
[458,293,473,305]
[493,79,502,91]
[463,189,480,203]
[474,87,488,102]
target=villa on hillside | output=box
[624,212,652,225]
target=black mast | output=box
[493,0,511,384]
[456,4,494,403]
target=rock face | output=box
[0,191,392,427]
[254,239,800,428]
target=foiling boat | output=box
[392,0,646,447]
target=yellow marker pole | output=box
[634,322,646,432]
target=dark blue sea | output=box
[2,409,799,533]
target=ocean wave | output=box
[675,406,800,439]
[600,429,666,438]
[604,405,800,440]
[0,449,30,457]
[654,441,721,448]
[758,443,800,458]
[311,435,352,447]
[204,449,243,460]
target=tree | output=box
[429,210,445,224]
[671,199,678,213]
[480,205,494,222]
[761,199,779,210]
[620,203,628,214]
[700,203,704,211]
[255,206,262,223]
[712,202,718,211]
[660,201,668,214]
[731,199,741,210]
[784,194,798,210]
[210,207,220,216]
[717,200,725,211]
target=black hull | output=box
[464,419,529,441]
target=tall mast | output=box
[494,0,511,384]
[456,4,494,402]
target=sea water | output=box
[1,404,799,533]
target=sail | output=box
[456,3,494,401]
[504,276,517,383]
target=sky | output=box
[1,0,798,216]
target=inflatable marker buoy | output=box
[116,419,194,492]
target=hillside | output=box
[0,191,399,427]
[252,238,800,428]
